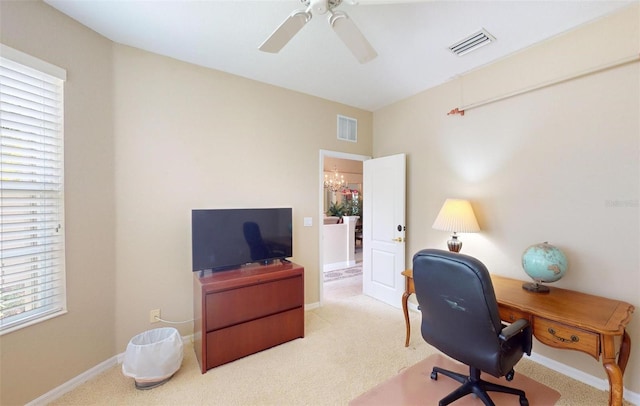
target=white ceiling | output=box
[44,0,635,111]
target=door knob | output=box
[392,237,405,242]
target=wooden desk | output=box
[401,269,635,406]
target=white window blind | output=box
[1,45,66,335]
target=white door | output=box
[362,154,406,308]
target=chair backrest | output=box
[412,249,504,375]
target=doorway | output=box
[319,150,369,304]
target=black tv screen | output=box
[191,208,293,272]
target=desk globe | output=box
[521,242,568,293]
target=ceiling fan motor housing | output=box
[262,0,376,64]
[303,0,343,15]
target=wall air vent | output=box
[448,28,496,56]
[337,115,357,142]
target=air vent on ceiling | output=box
[337,115,357,143]
[448,28,496,56]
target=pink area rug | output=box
[350,354,560,405]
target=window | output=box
[1,45,67,335]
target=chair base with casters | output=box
[430,364,528,406]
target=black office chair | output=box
[412,249,532,406]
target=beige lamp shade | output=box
[432,199,480,252]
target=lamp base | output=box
[447,234,462,253]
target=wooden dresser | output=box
[193,262,304,373]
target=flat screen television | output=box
[191,208,293,272]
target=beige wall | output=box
[111,44,372,349]
[1,1,372,404]
[0,1,116,405]
[0,1,117,405]
[374,4,639,393]
[1,0,638,403]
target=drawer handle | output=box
[548,327,579,343]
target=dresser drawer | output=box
[533,317,600,359]
[206,275,303,331]
[498,305,530,324]
[206,307,304,369]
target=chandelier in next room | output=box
[324,167,347,193]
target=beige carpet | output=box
[48,293,621,406]
[350,353,560,405]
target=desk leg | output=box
[618,330,631,374]
[402,290,410,347]
[602,335,624,406]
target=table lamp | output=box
[432,198,480,252]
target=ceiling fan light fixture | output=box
[448,28,496,56]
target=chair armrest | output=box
[499,318,529,341]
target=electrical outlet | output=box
[149,309,160,323]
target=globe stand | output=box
[522,281,550,293]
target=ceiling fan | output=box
[259,0,378,64]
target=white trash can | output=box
[122,327,184,390]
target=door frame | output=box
[318,150,370,305]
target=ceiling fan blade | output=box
[329,11,377,64]
[259,10,312,53]
[344,0,431,4]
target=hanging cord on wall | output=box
[154,315,194,324]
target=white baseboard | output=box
[24,326,639,406]
[528,351,639,404]
[528,351,608,391]
[25,355,118,406]
[626,389,640,405]
[26,335,193,406]
[323,260,355,272]
[406,304,639,404]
